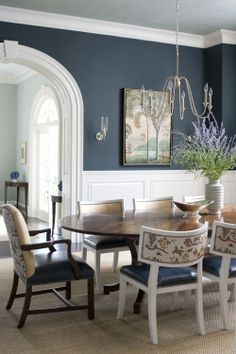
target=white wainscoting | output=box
[82,170,236,209]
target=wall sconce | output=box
[96,116,109,141]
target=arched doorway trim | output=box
[0,40,83,216]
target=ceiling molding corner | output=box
[204,29,236,48]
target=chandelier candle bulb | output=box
[208,88,213,109]
[204,83,208,106]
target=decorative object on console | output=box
[10,171,19,182]
[57,180,63,192]
[123,88,172,165]
[96,116,109,141]
[173,200,214,219]
[173,117,236,214]
[140,0,213,122]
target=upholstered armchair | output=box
[117,223,208,344]
[2,204,94,328]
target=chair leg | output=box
[170,291,179,311]
[195,285,205,335]
[148,289,158,344]
[95,253,102,292]
[220,280,229,330]
[18,285,32,329]
[117,275,128,319]
[229,283,236,302]
[112,251,119,273]
[87,278,94,320]
[6,271,19,310]
[82,247,87,261]
[65,281,71,300]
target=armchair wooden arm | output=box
[21,239,80,278]
[28,228,51,241]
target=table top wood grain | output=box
[60,205,236,238]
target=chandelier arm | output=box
[184,78,210,119]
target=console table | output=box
[4,181,28,219]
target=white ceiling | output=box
[0,0,235,35]
[0,63,35,84]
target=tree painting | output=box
[123,89,172,165]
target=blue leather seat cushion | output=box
[120,263,197,287]
[83,235,127,250]
[27,251,94,285]
[203,255,236,278]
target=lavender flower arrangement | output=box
[173,117,236,180]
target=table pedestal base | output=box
[103,283,120,295]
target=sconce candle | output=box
[96,116,109,141]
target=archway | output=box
[0,40,83,216]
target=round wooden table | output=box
[60,205,236,311]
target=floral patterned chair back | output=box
[138,222,208,267]
[2,204,35,283]
[209,221,236,256]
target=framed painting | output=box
[20,141,27,164]
[123,88,172,165]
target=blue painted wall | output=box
[222,44,236,135]
[1,21,234,171]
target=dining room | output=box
[1,0,236,353]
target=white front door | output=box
[33,93,60,221]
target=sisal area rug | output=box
[0,253,235,354]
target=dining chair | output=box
[183,196,205,203]
[117,223,208,344]
[78,199,129,292]
[2,204,94,328]
[203,220,236,329]
[133,197,174,211]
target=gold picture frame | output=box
[123,88,172,165]
[20,142,27,164]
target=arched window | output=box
[31,86,60,221]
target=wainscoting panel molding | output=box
[82,170,236,209]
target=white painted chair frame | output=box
[133,196,178,309]
[203,220,236,329]
[78,199,128,292]
[117,223,208,344]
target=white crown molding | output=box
[0,5,203,48]
[0,68,36,84]
[204,29,236,48]
[1,6,236,48]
